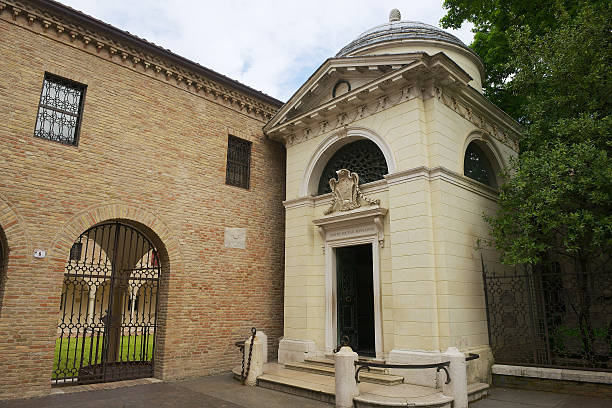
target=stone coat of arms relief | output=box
[324,169,380,215]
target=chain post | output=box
[241,327,257,384]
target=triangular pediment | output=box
[265,54,429,130]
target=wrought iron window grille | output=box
[225,135,252,189]
[34,73,86,146]
[317,140,388,195]
[463,142,497,188]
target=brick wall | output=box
[0,6,285,399]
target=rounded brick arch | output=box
[50,203,183,269]
[0,195,30,314]
[49,203,184,379]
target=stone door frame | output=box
[316,208,386,359]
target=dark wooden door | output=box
[336,244,375,356]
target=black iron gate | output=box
[482,261,611,371]
[53,221,161,385]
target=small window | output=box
[34,73,86,146]
[225,135,252,189]
[463,141,498,188]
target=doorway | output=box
[53,221,161,385]
[336,244,375,356]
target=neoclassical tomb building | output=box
[266,10,520,384]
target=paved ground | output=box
[0,374,610,407]
[470,386,612,408]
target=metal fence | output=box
[482,261,611,371]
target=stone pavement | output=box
[470,386,612,408]
[0,374,610,408]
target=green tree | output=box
[476,3,612,363]
[488,143,611,267]
[440,0,609,120]
[508,4,611,151]
[481,3,611,264]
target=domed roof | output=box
[336,9,471,57]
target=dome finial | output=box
[389,9,401,22]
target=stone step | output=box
[304,357,388,373]
[257,372,336,405]
[254,363,453,407]
[468,382,489,402]
[303,357,334,367]
[285,361,404,385]
[354,388,453,407]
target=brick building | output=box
[0,0,285,399]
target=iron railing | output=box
[354,361,451,384]
[483,261,611,371]
[354,353,479,384]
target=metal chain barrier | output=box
[240,327,257,384]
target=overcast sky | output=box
[60,1,474,102]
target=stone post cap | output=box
[444,347,464,356]
[336,346,358,356]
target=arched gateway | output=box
[53,221,161,385]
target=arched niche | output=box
[461,132,504,189]
[301,127,396,197]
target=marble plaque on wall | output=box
[224,227,246,249]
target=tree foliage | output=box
[488,144,611,267]
[508,4,611,151]
[440,0,610,120]
[444,1,612,267]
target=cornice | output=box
[348,38,485,84]
[385,166,499,201]
[429,166,499,201]
[264,53,431,130]
[435,85,520,151]
[267,62,431,146]
[0,0,280,122]
[287,165,497,210]
[285,179,388,209]
[266,55,454,136]
[266,53,519,151]
[312,206,388,228]
[283,196,315,210]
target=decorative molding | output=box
[0,0,278,122]
[435,86,519,151]
[267,54,520,151]
[283,196,315,210]
[384,166,431,186]
[283,83,419,148]
[280,81,518,151]
[429,166,499,201]
[313,206,388,248]
[384,166,499,201]
[323,169,380,215]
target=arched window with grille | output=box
[317,140,388,195]
[463,141,498,188]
